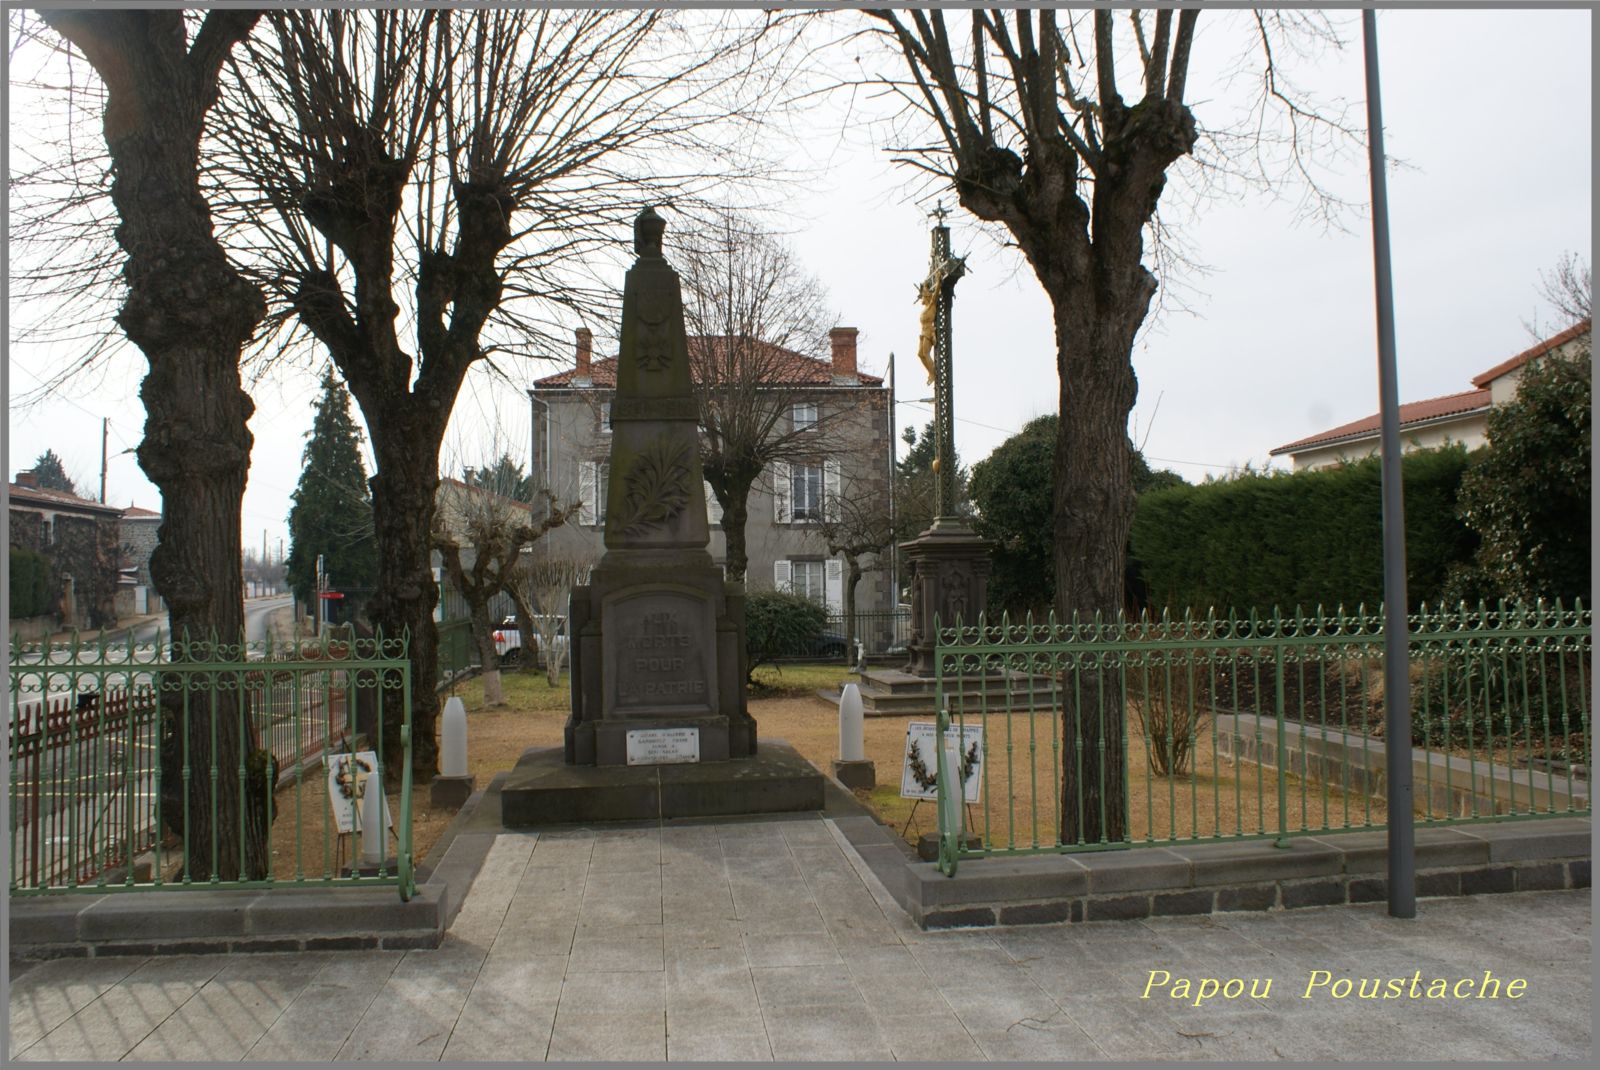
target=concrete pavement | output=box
[7,815,1592,1061]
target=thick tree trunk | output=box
[43,10,268,881]
[468,598,504,706]
[1050,290,1145,847]
[367,439,442,781]
[720,489,751,583]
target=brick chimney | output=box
[574,327,593,383]
[829,327,859,384]
[14,470,38,488]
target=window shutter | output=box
[704,480,722,525]
[773,559,792,592]
[579,461,597,526]
[825,558,843,615]
[772,462,791,524]
[824,460,842,522]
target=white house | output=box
[1271,319,1592,470]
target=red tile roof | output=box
[7,483,126,516]
[1470,318,1591,387]
[1270,388,1491,456]
[122,505,161,519]
[534,335,883,389]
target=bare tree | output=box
[201,9,799,777]
[676,213,850,582]
[506,555,596,687]
[816,475,907,659]
[433,475,577,706]
[19,10,270,880]
[1527,252,1592,335]
[866,9,1362,844]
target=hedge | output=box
[9,544,54,619]
[1129,446,1477,615]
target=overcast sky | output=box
[5,8,1592,560]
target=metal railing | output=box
[932,601,1591,875]
[9,629,414,898]
[436,617,476,678]
[770,609,911,662]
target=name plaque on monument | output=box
[625,727,700,766]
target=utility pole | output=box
[1363,10,1415,921]
[99,418,108,503]
[887,354,898,609]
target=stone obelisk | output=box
[565,208,757,766]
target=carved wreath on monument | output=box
[613,438,693,536]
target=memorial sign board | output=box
[899,721,984,803]
[626,727,701,766]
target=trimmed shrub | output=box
[744,590,828,678]
[1129,446,1477,614]
[8,544,53,619]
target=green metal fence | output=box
[932,601,1591,875]
[9,629,415,898]
[436,617,475,678]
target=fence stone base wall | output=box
[829,811,1591,930]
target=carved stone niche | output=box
[900,524,992,678]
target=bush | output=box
[1454,349,1591,604]
[8,545,53,619]
[1130,446,1477,614]
[744,590,828,678]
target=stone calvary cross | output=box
[900,206,991,677]
[564,207,757,766]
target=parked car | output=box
[492,615,568,667]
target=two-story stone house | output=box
[527,326,895,621]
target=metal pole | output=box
[887,354,898,608]
[1363,10,1415,920]
[100,418,108,503]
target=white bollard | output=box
[361,767,386,865]
[440,695,468,778]
[838,683,865,762]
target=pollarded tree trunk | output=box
[1050,294,1145,847]
[717,489,752,583]
[42,10,269,881]
[367,437,443,782]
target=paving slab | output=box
[7,811,1591,1063]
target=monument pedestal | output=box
[503,740,822,826]
[900,519,993,677]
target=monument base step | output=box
[500,739,825,827]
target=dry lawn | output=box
[251,664,1398,872]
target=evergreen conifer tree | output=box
[286,369,379,619]
[31,449,77,494]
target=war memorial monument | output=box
[501,208,822,825]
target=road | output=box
[110,594,294,648]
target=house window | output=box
[600,401,612,434]
[790,559,825,604]
[791,463,823,521]
[580,460,610,525]
[792,401,817,432]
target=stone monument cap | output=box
[635,206,666,258]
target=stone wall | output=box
[7,507,121,629]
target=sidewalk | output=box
[7,815,1590,1061]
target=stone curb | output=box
[7,773,517,962]
[824,802,1591,931]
